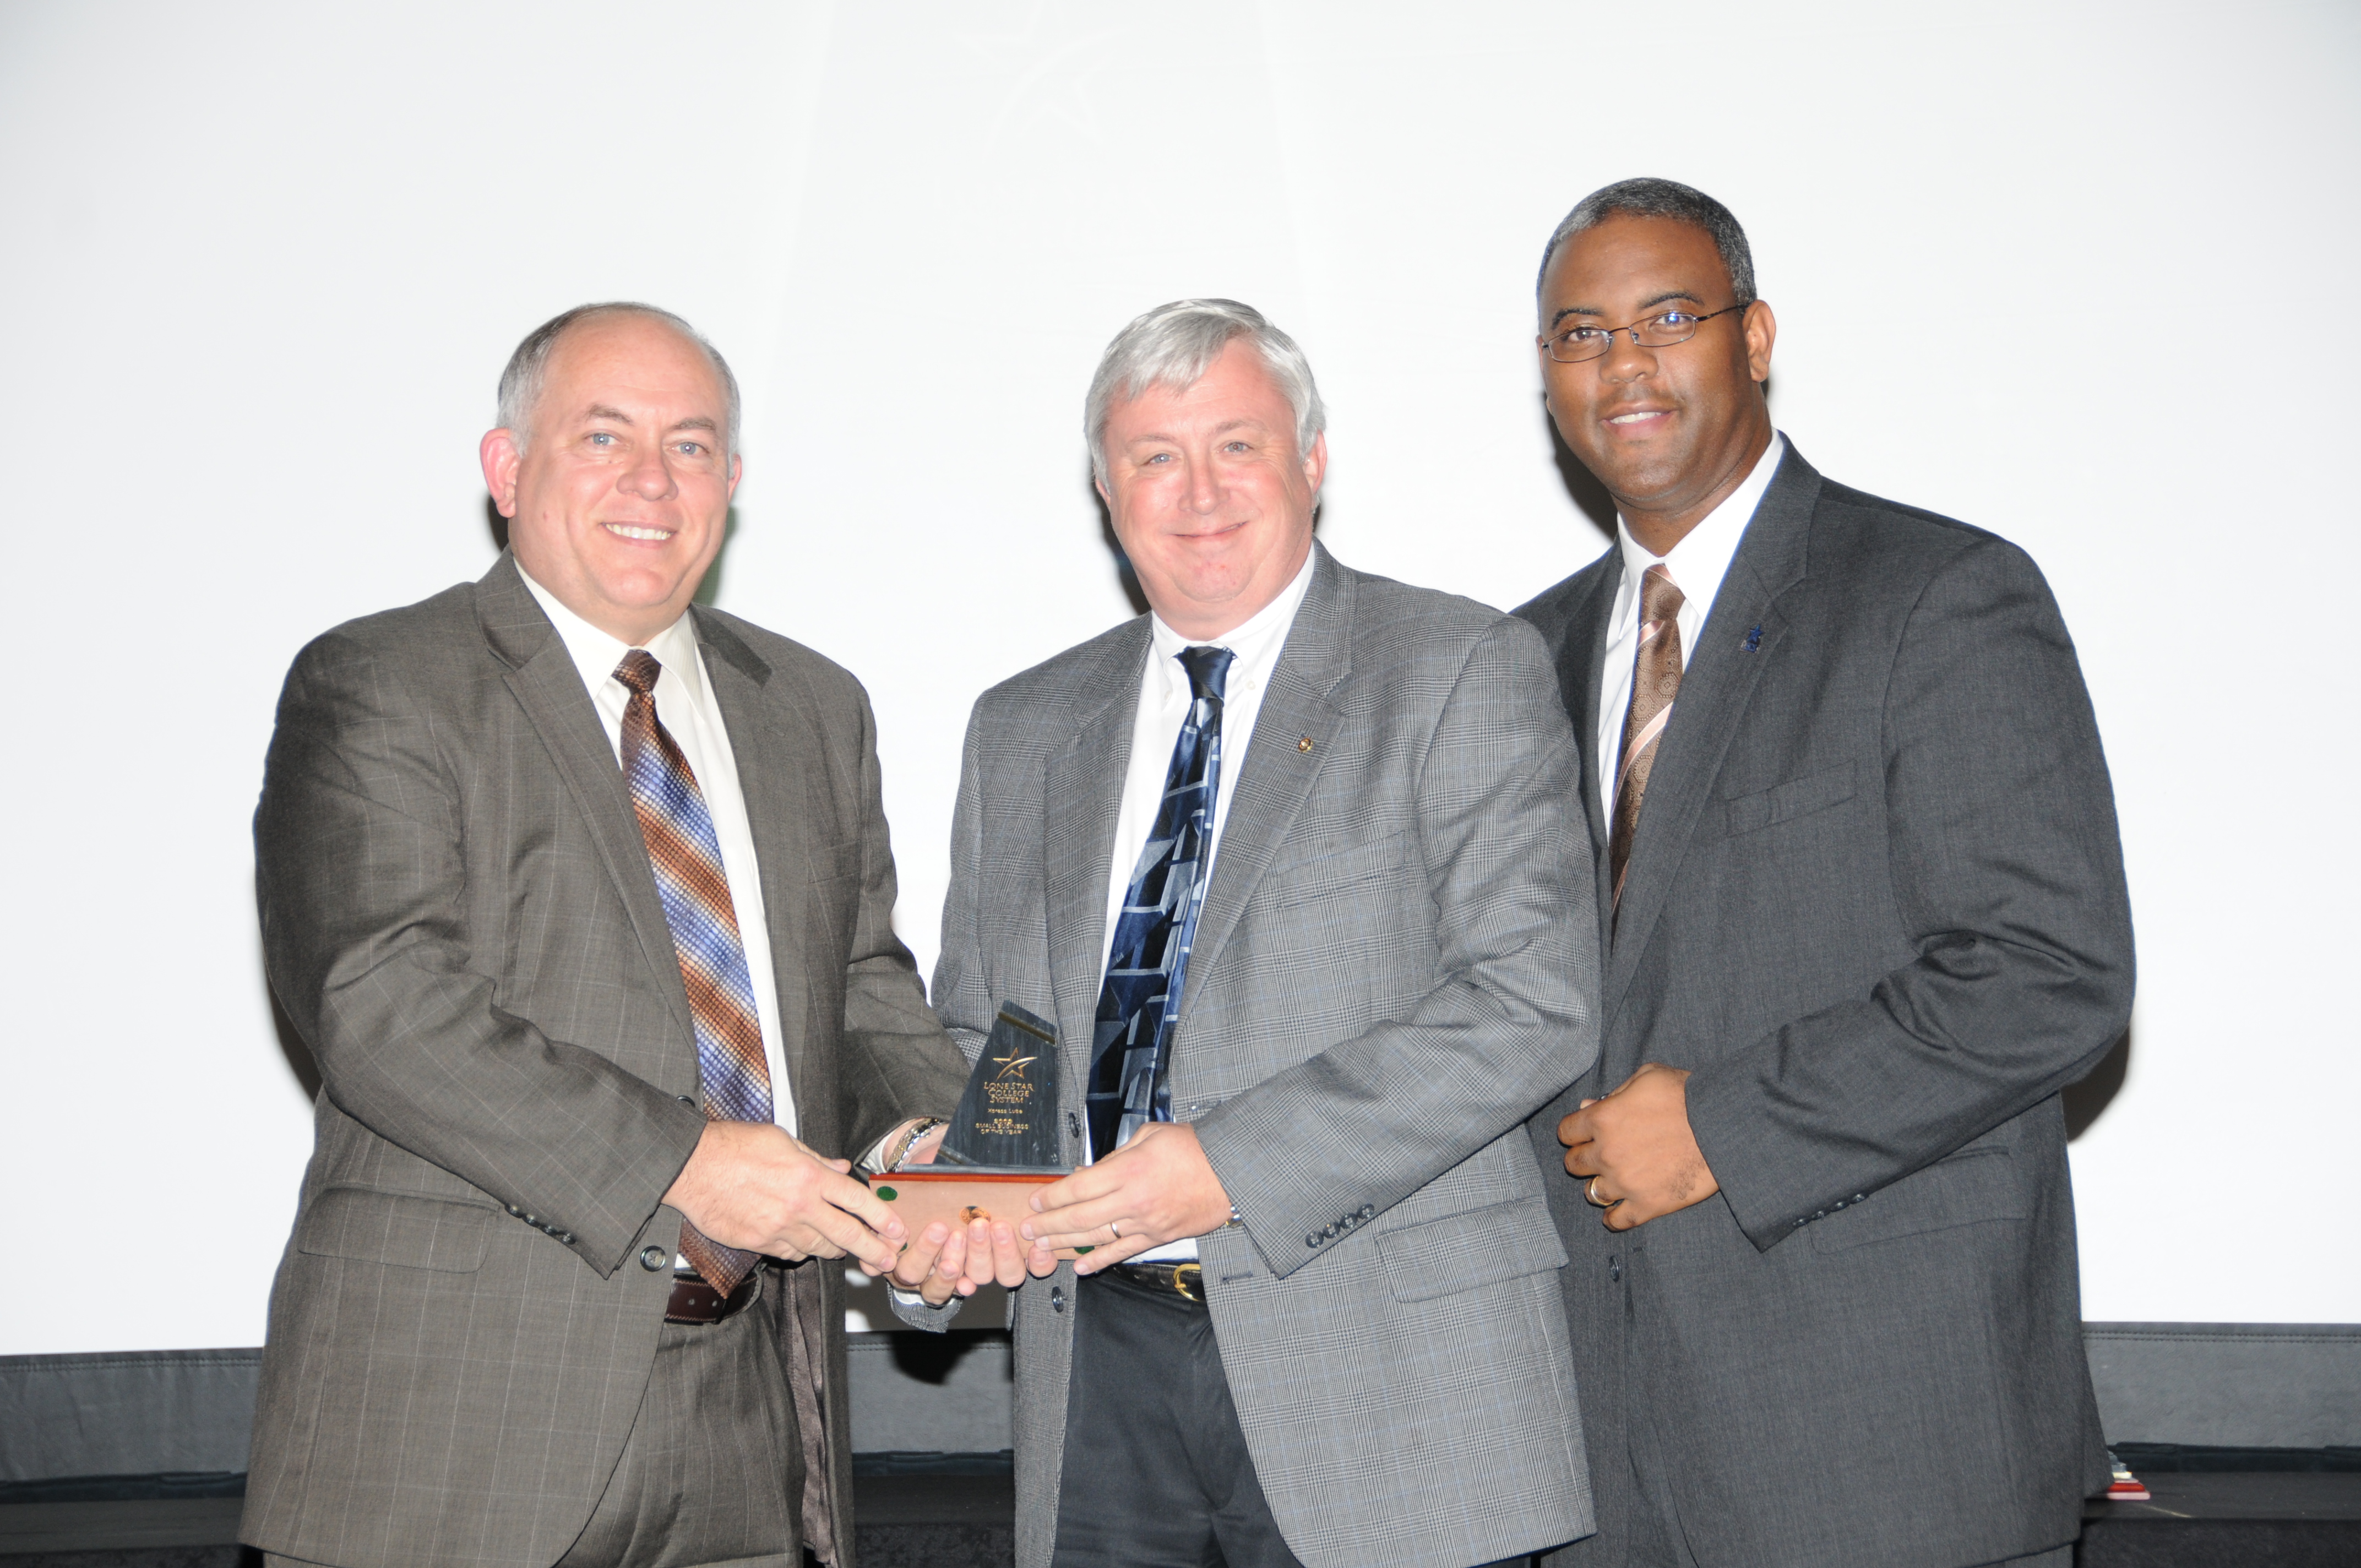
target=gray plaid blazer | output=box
[241,554,970,1568]
[1517,445,2133,1568]
[909,546,1602,1568]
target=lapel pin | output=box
[1742,625,1762,653]
[1298,736,1314,753]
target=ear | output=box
[1742,300,1777,385]
[1094,473,1112,512]
[1300,431,1329,496]
[727,451,743,500]
[481,428,523,519]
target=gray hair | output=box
[496,302,742,456]
[1085,298,1326,486]
[1536,177,1757,309]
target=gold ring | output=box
[1586,1176,1611,1207]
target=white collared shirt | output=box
[1595,434,1787,810]
[1096,546,1319,1261]
[518,568,795,1139]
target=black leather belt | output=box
[1106,1260,1206,1305]
[666,1267,760,1325]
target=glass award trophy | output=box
[866,1003,1074,1240]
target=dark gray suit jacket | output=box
[241,554,970,1568]
[916,547,1602,1568]
[1516,446,2133,1568]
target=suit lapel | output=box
[1555,556,1620,902]
[477,556,698,1046]
[1606,447,1823,1010]
[1043,622,1150,1097]
[695,609,830,1133]
[1185,547,1352,992]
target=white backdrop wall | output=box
[2,1,2353,1354]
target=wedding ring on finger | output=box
[1109,1219,1122,1239]
[1585,1176,1612,1207]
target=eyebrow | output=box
[1123,416,1269,446]
[581,407,719,437]
[1548,288,1709,328]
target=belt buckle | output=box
[1171,1263,1204,1304]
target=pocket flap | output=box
[1718,764,1856,837]
[808,839,862,883]
[296,1186,496,1273]
[1810,1149,2027,1254]
[1375,1194,1567,1303]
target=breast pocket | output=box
[1255,829,1410,914]
[1716,763,1856,839]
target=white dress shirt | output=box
[519,569,795,1140]
[1595,434,1787,810]
[1096,547,1318,1261]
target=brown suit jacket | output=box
[241,553,968,1568]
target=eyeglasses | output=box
[1541,303,1749,364]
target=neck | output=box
[1151,540,1312,642]
[1619,418,1774,558]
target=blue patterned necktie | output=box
[1087,644,1234,1160]
[616,650,772,1293]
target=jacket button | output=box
[1305,1234,1321,1249]
[678,1095,697,1106]
[1051,1286,1065,1314]
[559,1232,577,1245]
[1358,1205,1374,1221]
[504,1204,523,1217]
[639,1244,670,1272]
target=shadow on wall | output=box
[2064,1026,2131,1141]
[268,982,322,1103]
[1541,394,1618,546]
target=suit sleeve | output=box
[1194,617,1603,1278]
[833,682,973,1158]
[1682,537,2136,1250]
[254,633,705,1278]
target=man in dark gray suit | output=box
[893,300,1601,1568]
[1514,180,2134,1567]
[242,303,976,1568]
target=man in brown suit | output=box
[242,303,975,1568]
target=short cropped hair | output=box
[496,302,742,456]
[1536,178,1757,309]
[1085,298,1326,486]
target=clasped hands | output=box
[1558,1062,1720,1231]
[888,1121,1234,1307]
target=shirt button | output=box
[1050,1286,1066,1314]
[639,1244,670,1272]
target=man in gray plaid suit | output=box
[890,300,1602,1568]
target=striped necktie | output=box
[616,650,770,1293]
[1086,644,1233,1160]
[1609,564,1685,919]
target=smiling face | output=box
[1539,213,1776,555]
[1096,338,1326,641]
[480,312,741,645]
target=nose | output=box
[1183,454,1222,516]
[619,444,679,501]
[1599,329,1658,385]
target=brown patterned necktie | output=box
[1609,564,1686,916]
[615,650,772,1294]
